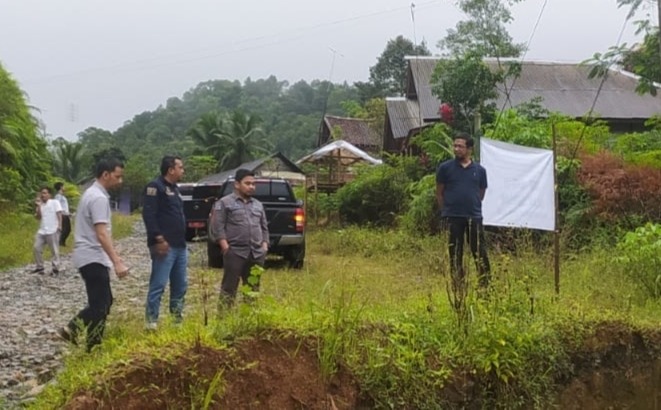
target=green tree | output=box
[187,112,226,162]
[621,21,661,95]
[185,155,217,182]
[0,62,51,205]
[51,138,90,184]
[438,0,525,58]
[431,53,501,138]
[217,110,271,171]
[358,36,431,99]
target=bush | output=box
[577,151,661,224]
[614,223,661,298]
[335,163,411,227]
[399,174,439,235]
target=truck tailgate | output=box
[263,202,298,235]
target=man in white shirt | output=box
[54,182,71,247]
[32,186,62,275]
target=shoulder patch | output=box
[214,201,223,210]
[146,187,157,196]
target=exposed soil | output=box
[556,321,661,410]
[65,334,360,410]
[64,322,661,410]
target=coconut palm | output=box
[216,109,272,171]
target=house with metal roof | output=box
[384,56,661,153]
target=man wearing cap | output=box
[210,169,269,306]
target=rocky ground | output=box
[0,222,194,408]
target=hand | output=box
[155,240,169,256]
[261,242,269,251]
[114,260,129,279]
[220,239,229,255]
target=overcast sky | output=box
[0,0,651,140]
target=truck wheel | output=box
[286,243,305,270]
[207,240,224,268]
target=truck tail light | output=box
[295,207,305,232]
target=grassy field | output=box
[27,226,661,409]
[0,211,138,270]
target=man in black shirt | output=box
[142,156,188,329]
[436,133,491,288]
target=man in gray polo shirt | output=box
[210,169,269,307]
[57,158,129,352]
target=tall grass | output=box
[0,210,138,269]
[27,226,661,409]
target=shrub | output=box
[614,223,661,298]
[577,151,661,224]
[335,163,411,227]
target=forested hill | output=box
[77,76,360,166]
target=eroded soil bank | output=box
[64,322,661,409]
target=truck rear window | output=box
[222,180,294,202]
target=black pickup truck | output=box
[180,183,218,241]
[207,177,306,269]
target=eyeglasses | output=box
[453,144,467,149]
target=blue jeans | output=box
[146,246,188,323]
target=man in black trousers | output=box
[436,133,491,288]
[57,158,129,352]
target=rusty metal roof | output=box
[405,57,661,120]
[386,97,423,139]
[323,115,380,147]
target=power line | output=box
[565,12,631,166]
[490,0,549,135]
[23,1,440,85]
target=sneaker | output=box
[144,322,158,331]
[31,268,45,275]
[56,327,77,345]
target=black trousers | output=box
[445,217,491,287]
[220,250,264,306]
[59,215,71,246]
[67,263,114,351]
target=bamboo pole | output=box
[552,121,560,295]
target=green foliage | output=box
[438,0,525,57]
[615,222,661,299]
[399,174,438,235]
[431,52,500,135]
[50,138,91,184]
[621,21,661,96]
[485,109,552,148]
[359,35,431,98]
[76,77,359,170]
[185,155,217,182]
[122,154,157,206]
[0,62,52,204]
[334,164,411,227]
[410,123,454,164]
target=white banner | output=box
[480,138,555,231]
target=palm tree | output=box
[216,110,272,171]
[186,112,226,162]
[52,139,90,184]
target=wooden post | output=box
[314,165,319,226]
[552,121,560,295]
